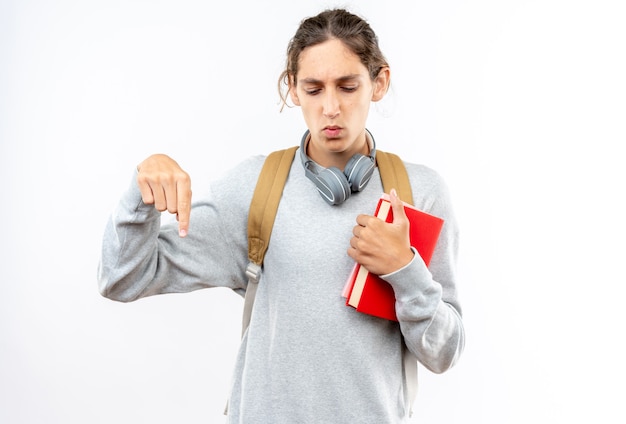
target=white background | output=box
[1,0,625,423]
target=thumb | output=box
[389,188,407,223]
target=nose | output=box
[323,92,340,119]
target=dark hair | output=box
[278,8,389,109]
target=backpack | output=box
[241,146,419,416]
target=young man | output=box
[98,8,464,423]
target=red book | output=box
[342,194,444,321]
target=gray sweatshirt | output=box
[98,148,465,423]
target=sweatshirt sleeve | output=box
[97,167,253,303]
[381,167,465,374]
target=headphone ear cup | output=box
[344,154,376,193]
[314,167,351,205]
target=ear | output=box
[371,67,391,102]
[288,74,301,106]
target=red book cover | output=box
[343,194,444,321]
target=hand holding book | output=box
[347,189,416,275]
[343,191,444,321]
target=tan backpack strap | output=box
[247,146,298,265]
[242,146,297,336]
[376,150,413,206]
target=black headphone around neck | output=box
[299,129,377,206]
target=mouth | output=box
[323,126,342,137]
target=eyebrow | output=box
[299,74,363,85]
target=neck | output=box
[305,130,372,170]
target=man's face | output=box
[289,38,387,164]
